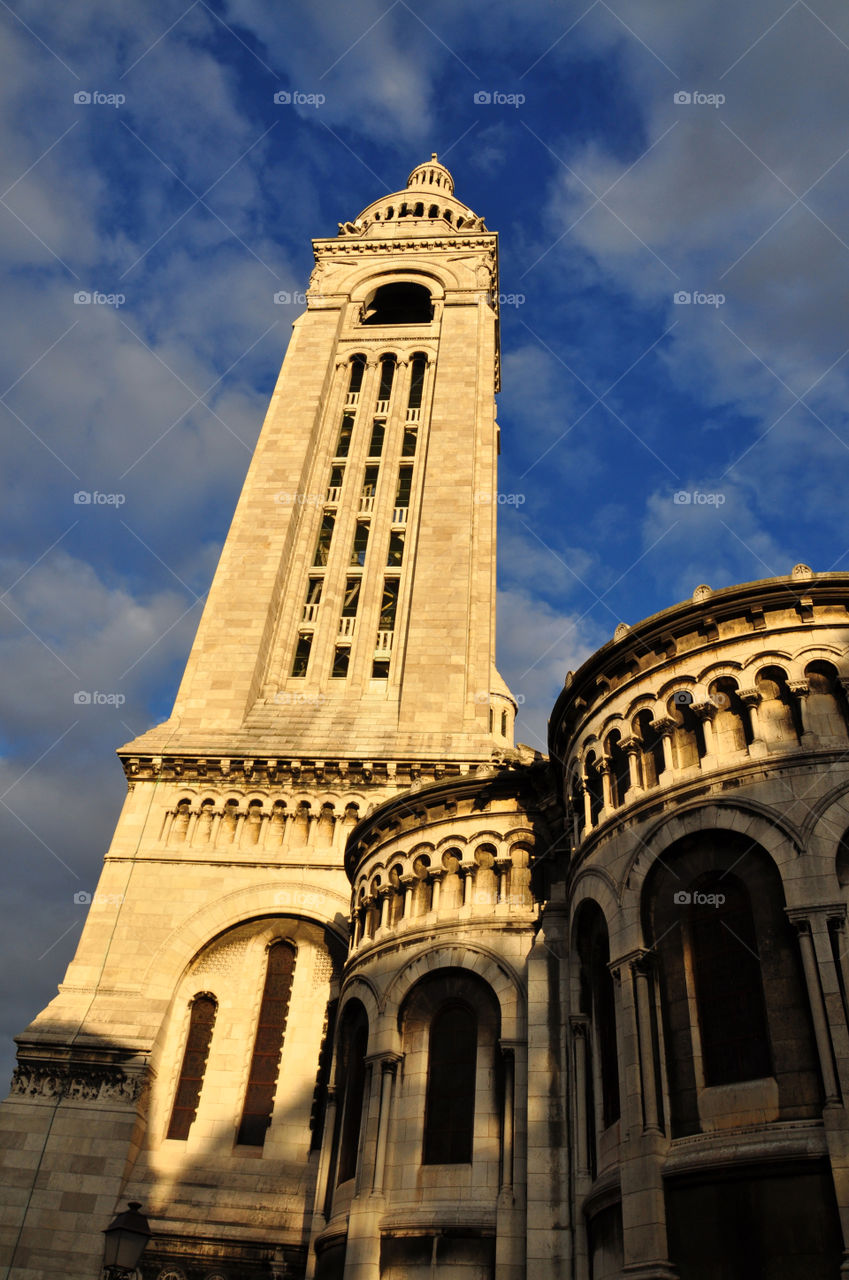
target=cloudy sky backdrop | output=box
[2,0,849,1083]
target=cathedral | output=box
[2,155,849,1280]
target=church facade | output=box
[2,157,849,1280]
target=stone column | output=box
[788,913,841,1103]
[622,737,643,796]
[788,679,814,745]
[428,868,444,913]
[692,701,717,758]
[611,949,676,1279]
[599,758,613,812]
[739,686,765,754]
[582,776,594,830]
[499,1042,515,1192]
[372,1055,401,1192]
[378,888,391,932]
[313,1085,338,1223]
[185,808,200,844]
[210,808,223,846]
[400,875,415,920]
[570,1015,591,1179]
[632,955,663,1133]
[651,717,676,775]
[495,855,512,905]
[460,860,476,908]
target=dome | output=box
[406,153,455,195]
[339,155,485,238]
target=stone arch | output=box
[381,942,525,1041]
[141,881,351,1003]
[620,802,804,910]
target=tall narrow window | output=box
[335,413,354,458]
[408,354,426,409]
[387,531,405,566]
[380,578,400,630]
[401,425,418,456]
[361,465,379,509]
[291,633,313,677]
[690,875,771,1085]
[303,577,322,622]
[337,1003,369,1183]
[342,576,361,617]
[423,1002,477,1163]
[167,995,217,1140]
[313,511,335,566]
[237,942,296,1146]
[367,420,385,457]
[377,356,395,406]
[395,466,413,509]
[332,646,350,677]
[327,464,344,502]
[351,521,370,566]
[348,354,366,397]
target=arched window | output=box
[708,676,750,753]
[376,354,396,406]
[337,1002,369,1183]
[805,660,848,739]
[167,994,217,1140]
[667,693,705,768]
[604,729,630,807]
[423,1001,477,1163]
[576,904,620,1137]
[755,666,800,746]
[347,354,366,396]
[584,751,603,824]
[633,709,664,788]
[362,282,433,325]
[689,873,771,1085]
[237,941,296,1145]
[407,353,427,410]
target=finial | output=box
[431,152,438,160]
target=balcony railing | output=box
[339,616,357,637]
[345,391,360,407]
[359,495,376,514]
[392,506,408,525]
[406,406,421,423]
[375,630,394,655]
[375,399,390,415]
[302,603,320,624]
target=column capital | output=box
[738,686,761,706]
[494,854,513,872]
[569,1014,590,1038]
[398,874,415,889]
[620,735,642,755]
[611,946,654,976]
[787,679,809,698]
[365,1051,403,1073]
[787,902,847,927]
[459,859,477,876]
[650,716,677,736]
[427,867,445,883]
[691,699,718,722]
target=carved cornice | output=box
[314,235,497,255]
[11,1060,148,1105]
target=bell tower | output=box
[0,157,516,1280]
[129,151,515,764]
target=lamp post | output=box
[101,1201,151,1279]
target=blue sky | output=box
[2,0,849,1082]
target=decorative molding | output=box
[11,1061,147,1105]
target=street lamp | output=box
[101,1201,151,1278]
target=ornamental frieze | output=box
[11,1061,147,1104]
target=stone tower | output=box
[0,156,517,1280]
